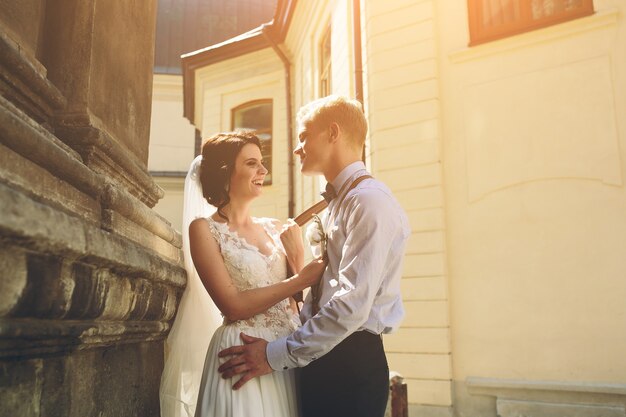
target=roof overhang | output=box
[181,0,296,125]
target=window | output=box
[468,0,594,46]
[232,100,273,185]
[319,26,332,97]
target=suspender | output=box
[293,174,373,226]
[294,200,328,226]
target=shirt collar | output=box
[330,161,366,192]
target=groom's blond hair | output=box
[297,95,367,151]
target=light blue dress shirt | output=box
[266,161,411,370]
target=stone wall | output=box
[0,1,185,416]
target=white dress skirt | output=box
[194,217,301,417]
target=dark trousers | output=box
[300,331,389,417]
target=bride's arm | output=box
[189,218,323,322]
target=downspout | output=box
[261,24,295,218]
[352,0,364,105]
[352,0,366,161]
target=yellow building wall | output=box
[362,0,453,409]
[435,0,626,412]
[151,176,185,233]
[148,74,197,233]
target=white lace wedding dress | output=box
[194,217,301,417]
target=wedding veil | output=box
[160,155,222,417]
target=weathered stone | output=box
[0,343,162,417]
[0,94,102,198]
[0,245,27,317]
[64,342,163,417]
[0,24,66,127]
[41,0,157,163]
[102,185,182,248]
[0,181,87,256]
[0,0,46,60]
[0,143,101,226]
[10,254,70,319]
[55,120,164,207]
[0,359,43,416]
[0,1,183,415]
[97,269,134,321]
[82,225,186,288]
[102,209,183,264]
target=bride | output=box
[160,131,325,417]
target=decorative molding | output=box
[0,182,185,359]
[0,318,173,359]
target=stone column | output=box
[0,1,184,416]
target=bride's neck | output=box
[220,199,253,228]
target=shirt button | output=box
[283,366,288,370]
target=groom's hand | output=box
[218,332,273,390]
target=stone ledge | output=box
[0,181,186,288]
[103,184,182,248]
[466,377,626,417]
[102,210,183,264]
[467,377,626,397]
[0,143,102,226]
[0,318,171,359]
[498,398,625,417]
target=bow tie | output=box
[320,183,336,203]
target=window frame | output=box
[231,99,274,186]
[467,0,594,46]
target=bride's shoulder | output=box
[189,216,222,235]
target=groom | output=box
[218,95,410,417]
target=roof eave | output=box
[182,0,297,125]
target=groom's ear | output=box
[328,123,340,144]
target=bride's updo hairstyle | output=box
[200,131,261,220]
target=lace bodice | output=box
[205,217,300,337]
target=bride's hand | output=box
[280,219,304,271]
[298,257,327,287]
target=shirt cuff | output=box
[266,336,292,371]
